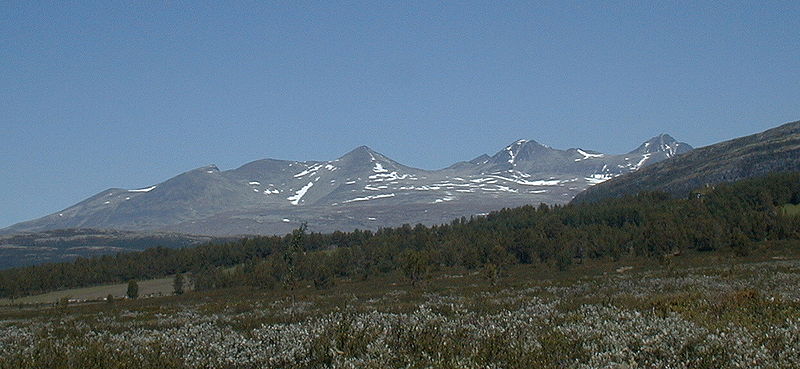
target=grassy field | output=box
[1,245,799,368]
[0,276,177,306]
[782,203,800,216]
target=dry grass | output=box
[0,276,176,306]
[1,246,800,368]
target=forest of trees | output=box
[2,172,800,298]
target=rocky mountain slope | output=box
[573,120,800,203]
[2,135,691,236]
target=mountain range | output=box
[573,120,800,203]
[1,135,691,236]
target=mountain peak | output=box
[336,145,398,167]
[340,144,375,157]
[653,133,677,143]
[648,133,677,144]
[341,145,380,157]
[504,139,545,149]
[629,134,692,157]
[575,120,800,204]
[490,139,551,166]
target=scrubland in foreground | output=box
[1,251,799,369]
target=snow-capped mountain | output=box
[1,135,692,236]
[574,121,800,203]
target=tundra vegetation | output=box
[1,255,799,368]
[0,173,799,368]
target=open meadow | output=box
[0,277,175,306]
[1,249,799,369]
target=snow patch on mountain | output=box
[486,175,561,186]
[343,193,396,203]
[575,149,604,161]
[505,140,528,165]
[433,196,455,203]
[369,171,409,181]
[586,173,615,185]
[129,185,157,193]
[294,164,323,178]
[633,153,652,170]
[287,182,314,205]
[373,162,389,173]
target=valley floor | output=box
[1,252,799,369]
[0,276,175,306]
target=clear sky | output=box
[1,1,799,228]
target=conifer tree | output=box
[127,280,139,299]
[173,273,184,295]
[282,223,307,291]
[401,249,429,286]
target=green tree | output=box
[483,245,515,286]
[313,264,334,290]
[173,273,184,295]
[249,259,279,290]
[482,263,501,286]
[126,280,139,299]
[555,249,572,271]
[730,229,751,257]
[282,223,307,291]
[400,250,429,286]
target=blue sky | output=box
[1,1,799,228]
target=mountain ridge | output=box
[572,121,800,203]
[2,134,692,236]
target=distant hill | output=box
[573,120,800,203]
[0,229,229,269]
[4,171,799,299]
[1,135,689,236]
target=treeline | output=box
[2,172,800,298]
